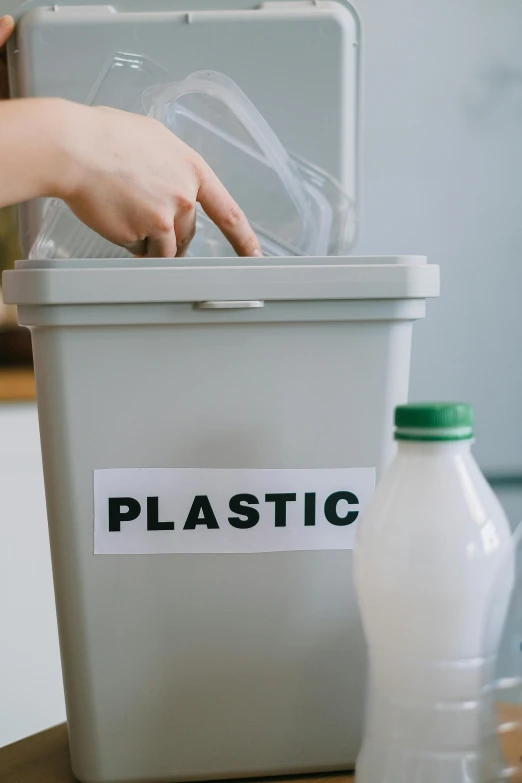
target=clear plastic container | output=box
[87,51,171,113]
[29,56,355,261]
[143,70,354,258]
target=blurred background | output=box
[1,0,522,752]
[0,206,31,366]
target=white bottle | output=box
[354,403,513,783]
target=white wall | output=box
[0,404,65,747]
[353,0,522,475]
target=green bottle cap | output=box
[395,403,474,442]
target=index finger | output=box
[196,163,262,258]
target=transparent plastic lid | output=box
[30,54,356,261]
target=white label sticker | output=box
[93,468,375,555]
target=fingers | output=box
[144,229,177,259]
[0,15,14,48]
[195,161,262,258]
[130,201,196,259]
[143,207,196,259]
[174,206,196,258]
[123,239,148,257]
[124,232,177,258]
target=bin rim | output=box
[2,255,440,306]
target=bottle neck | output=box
[396,439,473,456]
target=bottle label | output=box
[93,467,375,555]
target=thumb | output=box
[0,16,14,49]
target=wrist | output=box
[0,97,91,208]
[42,98,91,201]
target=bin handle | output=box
[195,301,265,310]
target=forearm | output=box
[0,97,78,207]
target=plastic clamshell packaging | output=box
[30,56,356,261]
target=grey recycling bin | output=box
[3,1,440,781]
[3,255,438,782]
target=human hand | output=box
[58,102,262,258]
[0,15,14,100]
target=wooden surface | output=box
[2,707,522,782]
[0,368,36,402]
[0,723,355,783]
[499,702,522,782]
[0,725,73,783]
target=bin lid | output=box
[8,0,361,256]
[3,256,440,306]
